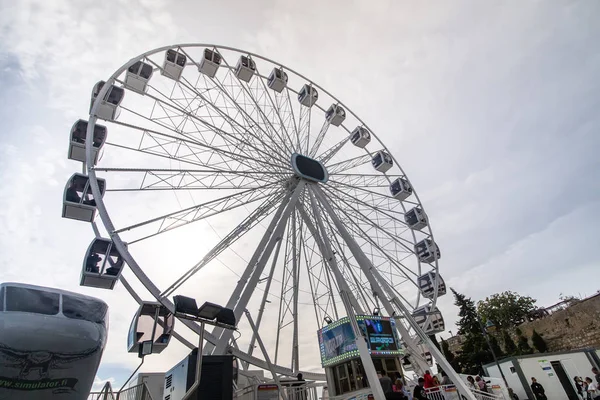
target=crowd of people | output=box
[572,366,600,400]
[376,369,452,400]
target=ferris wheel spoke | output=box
[325,184,411,234]
[160,190,286,298]
[97,167,287,191]
[121,79,287,169]
[326,153,373,174]
[321,193,420,286]
[323,185,416,254]
[114,183,283,243]
[283,87,301,153]
[108,117,281,174]
[297,103,312,155]
[252,65,297,156]
[317,135,350,164]
[328,180,421,208]
[272,89,300,155]
[308,119,332,158]
[143,57,288,170]
[200,62,290,163]
[329,173,402,188]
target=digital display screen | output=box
[317,315,403,367]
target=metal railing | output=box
[425,385,505,400]
[88,383,153,400]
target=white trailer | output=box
[483,348,600,400]
[129,372,165,400]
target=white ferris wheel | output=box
[62,44,453,387]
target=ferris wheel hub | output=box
[290,153,328,183]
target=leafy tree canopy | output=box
[477,291,537,329]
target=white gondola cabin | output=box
[298,84,318,107]
[350,126,371,148]
[418,271,447,300]
[404,207,428,230]
[81,238,126,290]
[267,67,288,92]
[390,177,412,200]
[125,60,153,93]
[325,104,346,126]
[235,55,256,82]
[127,302,174,354]
[412,304,445,334]
[199,48,222,78]
[372,150,393,173]
[161,49,186,81]
[90,81,124,121]
[68,119,107,164]
[414,239,441,264]
[62,173,106,222]
[423,351,433,367]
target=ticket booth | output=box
[318,315,405,400]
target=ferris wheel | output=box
[62,44,451,384]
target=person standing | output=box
[586,377,599,400]
[423,370,434,389]
[531,377,547,400]
[413,377,428,400]
[378,371,393,395]
[593,368,600,386]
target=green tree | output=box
[501,330,517,355]
[477,291,537,329]
[441,337,460,371]
[531,330,548,353]
[452,288,501,375]
[515,327,534,354]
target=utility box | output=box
[163,349,234,400]
[129,372,165,400]
[484,348,600,400]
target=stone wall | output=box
[444,293,600,355]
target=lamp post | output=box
[173,295,237,400]
[477,316,510,392]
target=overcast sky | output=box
[1,0,599,391]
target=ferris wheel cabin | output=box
[81,238,126,290]
[127,302,174,354]
[62,173,106,222]
[235,55,256,82]
[90,81,124,121]
[418,271,447,300]
[199,48,222,78]
[0,283,108,398]
[414,239,441,264]
[161,49,186,81]
[67,119,107,165]
[125,60,153,93]
[325,104,346,126]
[404,207,428,230]
[350,126,371,148]
[298,84,318,107]
[389,177,412,200]
[372,150,393,173]
[267,67,288,92]
[412,304,445,334]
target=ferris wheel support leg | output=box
[245,310,289,400]
[245,235,285,369]
[302,188,386,400]
[311,185,429,371]
[213,181,306,355]
[312,186,476,400]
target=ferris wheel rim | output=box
[83,43,442,376]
